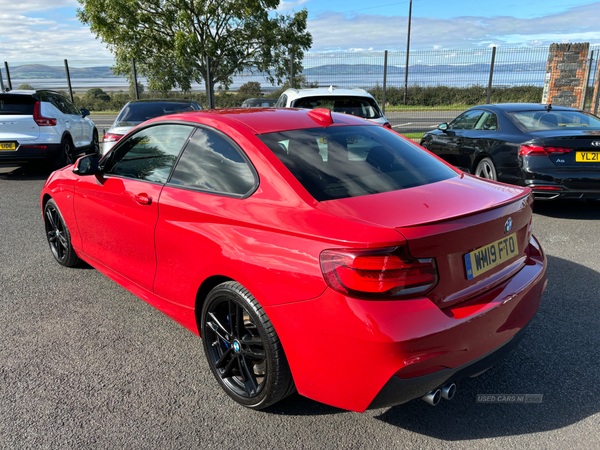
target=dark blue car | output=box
[420,103,600,200]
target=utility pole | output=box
[403,0,412,106]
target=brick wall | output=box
[541,43,589,108]
[592,60,600,115]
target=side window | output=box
[474,112,498,131]
[48,94,70,115]
[276,94,288,108]
[449,110,484,130]
[61,95,81,115]
[104,124,193,184]
[169,128,256,196]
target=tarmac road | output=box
[2,166,598,449]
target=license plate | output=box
[0,142,16,150]
[464,234,518,280]
[576,152,600,162]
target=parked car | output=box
[42,107,546,412]
[276,86,391,128]
[101,99,203,155]
[240,98,277,107]
[0,89,98,169]
[420,103,600,200]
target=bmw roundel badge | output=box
[504,217,513,234]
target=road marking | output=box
[392,122,438,128]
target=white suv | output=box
[0,89,98,169]
[275,87,391,128]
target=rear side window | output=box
[169,128,256,196]
[0,95,36,115]
[258,125,457,201]
[292,96,382,119]
[116,102,198,126]
[507,110,600,131]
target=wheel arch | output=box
[471,152,494,174]
[194,275,234,336]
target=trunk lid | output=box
[0,114,40,141]
[527,130,600,168]
[317,174,533,308]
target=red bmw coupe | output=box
[41,108,547,412]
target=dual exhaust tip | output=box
[421,383,456,406]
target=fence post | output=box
[403,0,412,105]
[205,55,214,109]
[64,59,74,102]
[486,47,497,104]
[382,50,388,114]
[581,50,594,110]
[290,50,295,89]
[4,62,12,90]
[131,58,139,100]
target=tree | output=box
[238,81,262,97]
[85,88,111,102]
[77,1,312,94]
[17,84,34,90]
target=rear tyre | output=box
[43,199,81,267]
[474,157,497,181]
[201,281,294,409]
[53,137,74,170]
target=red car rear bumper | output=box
[264,235,546,412]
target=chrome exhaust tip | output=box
[421,389,441,406]
[440,383,456,400]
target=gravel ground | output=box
[1,166,599,449]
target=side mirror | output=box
[81,109,91,118]
[438,123,449,132]
[73,155,99,176]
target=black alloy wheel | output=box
[43,199,80,267]
[201,281,294,409]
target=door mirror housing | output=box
[80,109,91,118]
[438,122,448,132]
[73,155,99,176]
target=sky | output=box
[1,0,599,64]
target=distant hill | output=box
[3,64,115,79]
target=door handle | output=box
[132,193,152,205]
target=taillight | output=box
[33,102,57,127]
[103,133,123,143]
[383,122,392,129]
[320,246,438,299]
[519,145,572,156]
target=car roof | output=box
[282,87,374,101]
[470,103,580,112]
[150,107,377,134]
[126,99,200,104]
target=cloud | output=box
[307,2,600,51]
[0,0,77,13]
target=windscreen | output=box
[292,96,383,119]
[0,95,36,115]
[258,126,457,201]
[115,102,197,127]
[508,110,600,131]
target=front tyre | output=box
[474,157,497,181]
[91,129,100,155]
[201,281,294,409]
[43,199,81,267]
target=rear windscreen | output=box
[508,110,600,131]
[0,95,36,115]
[292,96,383,119]
[258,126,457,201]
[115,102,197,126]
